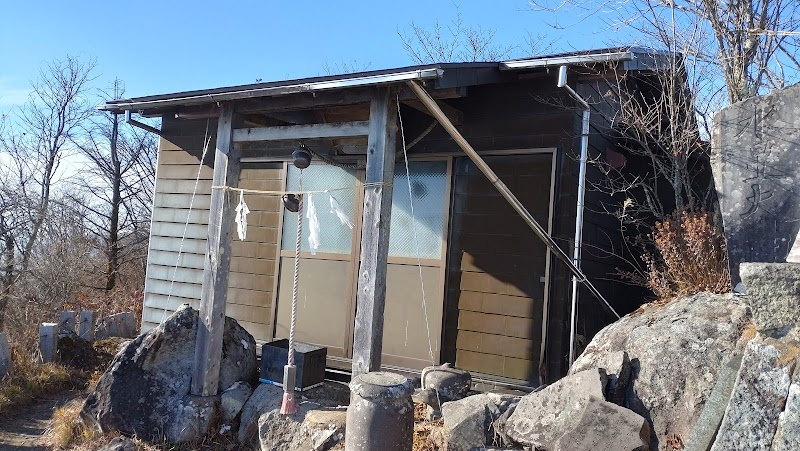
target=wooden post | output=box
[78,310,95,341]
[351,88,397,377]
[191,103,241,396]
[39,323,59,363]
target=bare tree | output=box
[530,0,800,103]
[73,79,157,292]
[399,6,527,63]
[0,56,96,272]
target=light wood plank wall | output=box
[141,135,281,343]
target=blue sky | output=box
[0,1,615,107]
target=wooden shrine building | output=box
[101,47,671,392]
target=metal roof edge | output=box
[499,47,671,71]
[99,66,450,112]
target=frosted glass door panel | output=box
[388,161,448,259]
[282,164,358,254]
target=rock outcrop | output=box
[504,368,649,451]
[439,392,519,450]
[710,334,798,451]
[81,304,257,443]
[570,292,752,450]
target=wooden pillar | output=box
[191,103,241,396]
[351,88,398,377]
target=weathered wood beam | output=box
[233,121,370,142]
[351,88,397,377]
[170,87,467,118]
[402,99,463,126]
[191,102,241,397]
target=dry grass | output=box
[413,402,443,451]
[46,399,100,449]
[0,348,82,415]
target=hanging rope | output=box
[280,172,303,415]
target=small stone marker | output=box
[712,85,800,284]
[59,310,76,334]
[78,310,95,341]
[39,323,59,363]
[0,332,12,377]
[95,312,136,340]
[345,372,414,451]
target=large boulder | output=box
[239,381,351,447]
[258,404,346,451]
[81,305,257,443]
[440,392,519,450]
[570,293,752,451]
[552,395,649,451]
[505,369,607,448]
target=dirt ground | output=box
[0,391,85,451]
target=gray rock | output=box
[712,84,800,284]
[0,332,12,378]
[504,369,607,449]
[166,395,218,443]
[570,293,752,451]
[440,393,519,451]
[80,305,257,443]
[238,382,284,446]
[258,404,346,451]
[772,371,800,451]
[97,436,136,451]
[739,262,800,333]
[221,381,253,422]
[710,335,798,451]
[421,363,472,407]
[683,354,744,451]
[551,395,650,451]
[591,350,631,405]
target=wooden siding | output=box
[141,123,282,342]
[447,154,553,383]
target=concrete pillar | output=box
[345,372,414,451]
[59,310,76,334]
[0,332,12,377]
[39,323,59,363]
[78,310,95,341]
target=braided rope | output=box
[288,190,303,368]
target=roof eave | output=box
[99,67,445,113]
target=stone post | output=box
[59,310,76,334]
[39,323,59,363]
[345,372,414,451]
[78,310,95,341]
[0,332,12,377]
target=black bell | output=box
[292,146,312,169]
[282,194,300,212]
